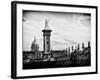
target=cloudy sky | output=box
[22,10,91,51]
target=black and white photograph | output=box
[11,1,97,79]
[23,11,91,69]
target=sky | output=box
[22,10,91,51]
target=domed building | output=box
[31,37,39,52]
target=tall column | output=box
[43,30,51,54]
[42,19,52,61]
[88,41,90,48]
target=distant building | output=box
[31,37,39,52]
